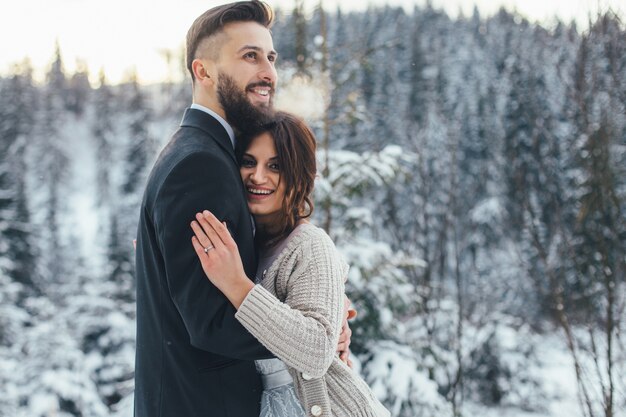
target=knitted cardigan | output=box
[235,224,389,417]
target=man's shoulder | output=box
[169,123,221,153]
[142,126,235,209]
[156,126,227,170]
[152,107,233,171]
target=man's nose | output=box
[258,59,277,85]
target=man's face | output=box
[210,21,278,125]
[217,72,274,136]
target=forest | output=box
[0,3,624,417]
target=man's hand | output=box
[338,295,357,368]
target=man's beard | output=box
[217,73,275,138]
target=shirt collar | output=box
[190,103,236,149]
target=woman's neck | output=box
[254,214,282,237]
[255,217,308,250]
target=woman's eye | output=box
[241,158,255,168]
[269,162,280,171]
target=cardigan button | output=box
[310,405,323,416]
[302,372,313,381]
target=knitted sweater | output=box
[236,224,390,417]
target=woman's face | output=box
[240,132,286,225]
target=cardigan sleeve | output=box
[235,232,347,378]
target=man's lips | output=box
[247,83,274,100]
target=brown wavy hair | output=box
[239,111,317,247]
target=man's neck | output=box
[190,103,236,148]
[192,97,226,120]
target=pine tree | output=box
[0,63,39,293]
[92,70,116,207]
[34,45,72,295]
[293,0,308,73]
[120,73,154,196]
[561,14,626,417]
[67,59,92,116]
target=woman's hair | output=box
[240,111,317,246]
[186,1,273,81]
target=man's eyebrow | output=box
[237,45,278,56]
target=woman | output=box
[190,112,389,417]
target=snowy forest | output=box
[1,3,625,417]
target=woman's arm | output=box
[191,210,346,377]
[235,240,345,378]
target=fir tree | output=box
[0,64,38,293]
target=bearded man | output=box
[133,2,278,416]
[133,2,354,416]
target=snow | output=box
[65,113,100,263]
[1,5,625,417]
[470,197,503,225]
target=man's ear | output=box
[192,59,215,87]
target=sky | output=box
[1,0,624,85]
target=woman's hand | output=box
[191,210,254,309]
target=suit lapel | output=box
[180,108,237,165]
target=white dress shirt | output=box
[190,103,236,149]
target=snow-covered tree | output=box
[0,63,39,293]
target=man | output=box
[134,2,351,416]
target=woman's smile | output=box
[246,185,275,200]
[240,132,285,224]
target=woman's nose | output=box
[250,166,266,183]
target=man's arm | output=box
[154,151,273,360]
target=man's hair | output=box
[186,1,274,81]
[239,112,317,248]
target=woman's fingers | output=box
[191,218,214,251]
[191,236,207,259]
[195,212,223,249]
[202,210,236,249]
[191,236,213,272]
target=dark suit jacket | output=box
[134,108,273,417]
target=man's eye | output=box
[268,55,276,63]
[244,52,257,60]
